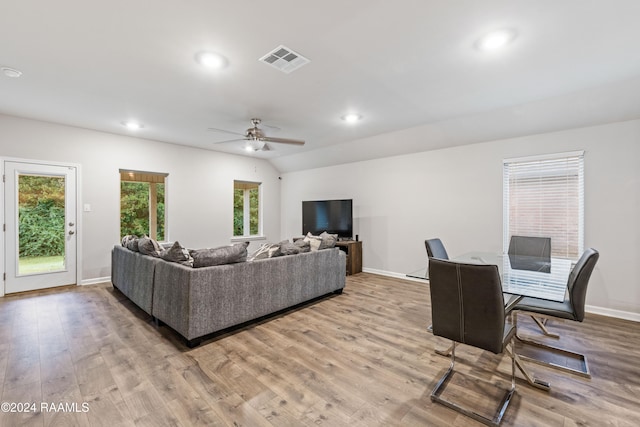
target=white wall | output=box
[0,114,281,283]
[3,112,639,319]
[280,119,640,319]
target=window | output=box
[503,152,584,259]
[234,181,261,237]
[120,170,167,240]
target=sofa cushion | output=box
[160,241,194,267]
[279,240,300,256]
[190,242,249,268]
[138,236,162,257]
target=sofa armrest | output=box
[111,245,160,314]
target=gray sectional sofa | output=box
[111,244,346,347]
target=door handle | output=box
[68,230,75,235]
[69,222,75,226]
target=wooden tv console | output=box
[335,240,362,275]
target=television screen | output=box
[302,199,353,239]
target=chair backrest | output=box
[567,248,599,321]
[425,238,449,260]
[508,235,551,260]
[428,258,506,354]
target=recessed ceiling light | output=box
[476,29,516,51]
[1,67,23,78]
[195,51,228,69]
[341,113,362,123]
[122,121,143,130]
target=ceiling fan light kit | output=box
[208,118,305,152]
[245,140,266,152]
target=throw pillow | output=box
[279,240,300,256]
[121,234,137,247]
[304,232,322,251]
[190,242,249,268]
[160,241,194,267]
[138,235,162,257]
[125,236,140,252]
[319,231,338,249]
[248,243,282,261]
[267,244,282,258]
[294,239,311,253]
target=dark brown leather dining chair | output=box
[424,238,449,348]
[511,248,599,378]
[508,235,554,334]
[429,258,516,426]
[425,238,449,259]
[507,235,551,259]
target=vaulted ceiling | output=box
[2,1,640,172]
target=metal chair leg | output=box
[507,346,551,391]
[435,342,453,357]
[509,313,551,391]
[514,312,590,378]
[515,334,591,378]
[530,315,560,339]
[428,323,454,356]
[431,341,516,426]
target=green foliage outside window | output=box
[233,185,260,236]
[120,182,165,240]
[18,175,66,257]
[233,188,244,236]
[249,187,259,235]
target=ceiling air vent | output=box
[259,45,310,74]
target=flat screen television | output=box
[302,199,353,239]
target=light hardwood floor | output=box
[1,273,639,426]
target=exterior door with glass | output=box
[4,161,77,294]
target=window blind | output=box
[503,152,584,260]
[119,169,167,183]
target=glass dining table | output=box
[407,252,573,303]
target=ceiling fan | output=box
[208,118,305,151]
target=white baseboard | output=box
[585,304,640,323]
[361,268,639,323]
[81,276,111,286]
[362,267,428,283]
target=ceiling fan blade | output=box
[212,138,246,144]
[262,136,305,145]
[207,127,246,137]
[262,123,281,131]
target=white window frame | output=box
[503,151,584,260]
[232,180,264,242]
[119,169,168,242]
